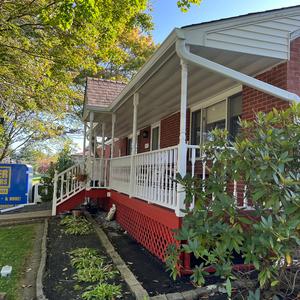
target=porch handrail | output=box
[52,162,86,216]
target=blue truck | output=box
[0,163,34,207]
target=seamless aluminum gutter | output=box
[175,29,300,103]
[86,24,300,117]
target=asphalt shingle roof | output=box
[85,77,126,108]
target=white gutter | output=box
[175,29,300,103]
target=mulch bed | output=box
[93,212,224,298]
[43,217,134,300]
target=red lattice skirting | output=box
[110,190,182,262]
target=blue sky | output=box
[150,0,300,43]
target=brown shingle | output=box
[86,77,126,108]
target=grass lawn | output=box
[0,224,38,300]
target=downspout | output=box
[175,29,300,103]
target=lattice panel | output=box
[115,202,179,262]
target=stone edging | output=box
[36,219,48,300]
[86,213,150,299]
[86,213,226,300]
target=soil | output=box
[43,217,134,300]
[93,212,223,298]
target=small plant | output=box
[82,283,122,300]
[69,247,123,298]
[60,216,93,235]
[75,266,117,283]
[70,248,104,270]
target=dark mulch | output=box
[43,217,134,300]
[93,212,223,298]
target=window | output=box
[190,93,243,152]
[228,93,242,140]
[127,137,132,155]
[151,124,160,151]
[202,100,226,142]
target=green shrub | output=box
[166,105,300,298]
[60,216,93,235]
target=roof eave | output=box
[109,29,179,112]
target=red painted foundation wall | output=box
[109,190,181,262]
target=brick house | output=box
[52,6,300,271]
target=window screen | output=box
[203,100,226,141]
[228,93,242,140]
[127,138,132,155]
[191,110,201,146]
[151,126,159,150]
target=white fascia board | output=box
[175,29,300,103]
[109,30,178,112]
[183,6,300,34]
[291,28,300,40]
[85,105,111,113]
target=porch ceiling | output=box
[110,44,282,138]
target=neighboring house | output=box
[52,6,300,272]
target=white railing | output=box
[132,146,178,210]
[89,158,110,188]
[52,162,86,215]
[110,155,131,195]
[187,145,250,209]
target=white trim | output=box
[175,34,300,103]
[189,85,242,112]
[150,121,161,151]
[189,88,242,153]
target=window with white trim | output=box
[191,93,242,149]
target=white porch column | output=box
[88,112,94,189]
[176,60,188,217]
[111,114,116,158]
[101,123,105,158]
[129,93,139,197]
[83,121,87,161]
[89,112,94,160]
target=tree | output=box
[166,105,300,299]
[40,141,74,202]
[177,0,202,12]
[0,0,155,161]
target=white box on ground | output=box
[1,265,12,277]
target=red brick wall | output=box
[105,144,110,159]
[287,37,300,96]
[242,63,289,121]
[113,137,127,157]
[242,38,300,121]
[138,126,151,153]
[160,109,190,149]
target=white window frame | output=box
[189,86,242,155]
[150,121,160,151]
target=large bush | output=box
[166,104,300,298]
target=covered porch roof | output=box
[83,5,300,138]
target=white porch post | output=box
[88,112,94,189]
[89,112,94,159]
[129,93,139,197]
[83,122,87,161]
[176,60,188,217]
[101,123,105,158]
[111,114,116,159]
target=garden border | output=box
[86,213,221,300]
[36,219,48,300]
[86,213,149,299]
